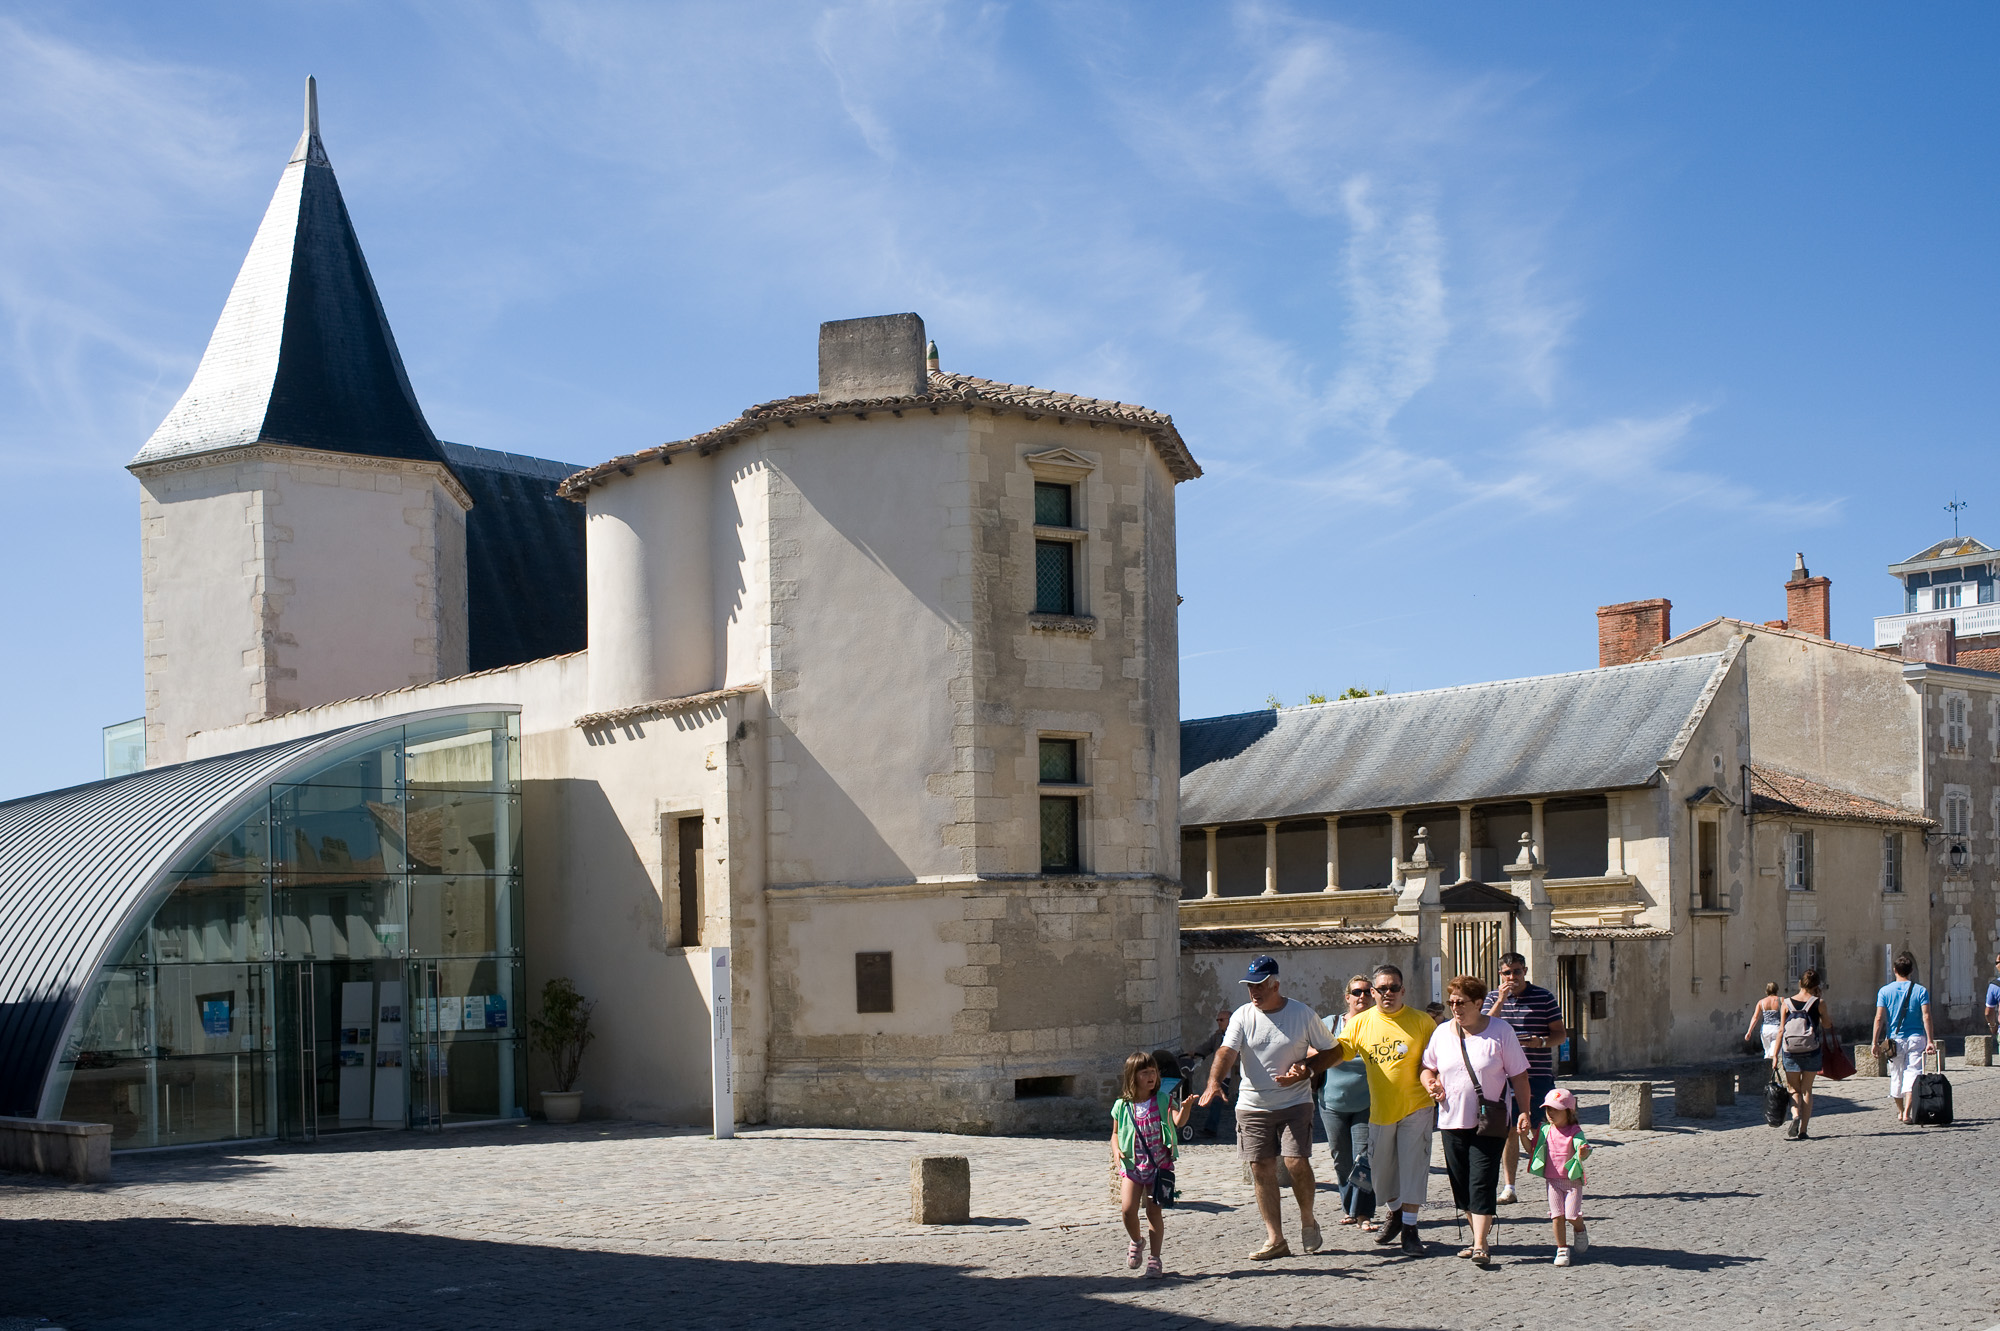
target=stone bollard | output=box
[1674,1075,1716,1119]
[1712,1069,1736,1107]
[1965,1035,1994,1068]
[911,1155,970,1225]
[1610,1082,1653,1130]
[1853,1044,1885,1078]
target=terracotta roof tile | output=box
[1748,765,1934,829]
[557,369,1199,497]
[1179,925,1410,952]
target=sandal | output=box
[1338,1215,1361,1226]
[1360,1220,1382,1233]
[1472,1247,1491,1267]
[1457,1246,1475,1259]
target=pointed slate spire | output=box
[132,77,448,471]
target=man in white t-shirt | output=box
[1198,954,1332,1262]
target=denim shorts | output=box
[1779,1047,1823,1073]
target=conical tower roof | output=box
[131,78,449,471]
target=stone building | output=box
[0,85,1198,1147]
[1176,648,1750,1071]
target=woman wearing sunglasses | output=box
[1318,976,1377,1228]
[1418,975,1535,1267]
[1323,964,1436,1254]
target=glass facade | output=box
[55,711,524,1150]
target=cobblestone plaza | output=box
[4,1067,1997,1330]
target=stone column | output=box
[1458,804,1474,882]
[1393,826,1444,975]
[1263,820,1279,896]
[1503,832,1553,977]
[1390,810,1405,888]
[1530,799,1547,869]
[1203,826,1218,899]
[1324,816,1340,892]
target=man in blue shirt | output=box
[1985,952,1999,1043]
[1872,950,1937,1124]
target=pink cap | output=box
[1542,1087,1576,1113]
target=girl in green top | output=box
[1109,1049,1195,1278]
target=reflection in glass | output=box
[57,712,525,1149]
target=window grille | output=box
[1034,540,1074,615]
[1040,796,1080,871]
[1034,481,1073,528]
[1038,738,1079,784]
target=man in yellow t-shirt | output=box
[1321,962,1436,1254]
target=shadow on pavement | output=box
[0,1215,1438,1331]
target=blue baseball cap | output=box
[1239,955,1280,985]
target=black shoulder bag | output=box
[1457,1024,1511,1137]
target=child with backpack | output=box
[1527,1087,1593,1266]
[1774,969,1826,1139]
[1111,1048,1196,1278]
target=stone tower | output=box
[131,79,469,764]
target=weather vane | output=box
[1946,492,1970,539]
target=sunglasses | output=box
[1372,983,1403,994]
[1445,997,1472,1006]
[1347,989,1372,998]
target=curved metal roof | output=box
[0,712,446,1117]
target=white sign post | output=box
[1430,957,1443,1006]
[710,946,733,1139]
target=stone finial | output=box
[925,339,939,372]
[1509,831,1540,873]
[1409,827,1431,869]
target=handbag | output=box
[1456,1025,1511,1137]
[1821,1032,1854,1081]
[1764,1070,1790,1128]
[1875,982,1915,1060]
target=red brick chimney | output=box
[1597,598,1672,667]
[1784,553,1831,639]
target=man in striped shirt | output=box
[1482,952,1565,1205]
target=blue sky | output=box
[2,3,1996,800]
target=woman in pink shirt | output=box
[1419,975,1534,1266]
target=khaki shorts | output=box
[1236,1102,1314,1161]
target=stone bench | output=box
[1673,1075,1716,1119]
[911,1155,969,1224]
[1610,1082,1652,1130]
[0,1116,111,1184]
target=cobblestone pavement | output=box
[4,1066,1999,1330]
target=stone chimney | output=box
[818,313,928,402]
[1784,553,1832,638]
[1902,618,1957,665]
[1597,598,1672,667]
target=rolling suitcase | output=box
[1910,1046,1953,1126]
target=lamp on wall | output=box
[1949,842,1969,871]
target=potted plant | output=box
[528,977,595,1123]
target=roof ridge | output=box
[1183,652,1724,727]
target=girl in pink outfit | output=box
[1527,1087,1592,1266]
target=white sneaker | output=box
[1553,1248,1571,1267]
[1497,1184,1518,1204]
[1572,1227,1589,1255]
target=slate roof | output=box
[1180,653,1732,826]
[1896,537,1992,567]
[440,442,587,672]
[131,79,451,474]
[556,368,1201,497]
[1747,765,1934,829]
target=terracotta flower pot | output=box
[542,1090,583,1124]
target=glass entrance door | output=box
[276,961,319,1142]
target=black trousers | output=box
[1441,1127,1505,1216]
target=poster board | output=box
[373,980,407,1124]
[337,982,374,1120]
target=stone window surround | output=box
[1024,447,1095,624]
[1034,729,1092,874]
[661,806,707,950]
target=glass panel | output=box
[404,713,518,790]
[170,806,270,881]
[1035,541,1074,615]
[149,881,270,964]
[409,957,525,1124]
[274,876,407,960]
[404,790,520,876]
[409,876,520,957]
[1040,795,1080,871]
[1034,481,1072,528]
[273,782,406,878]
[1038,738,1078,784]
